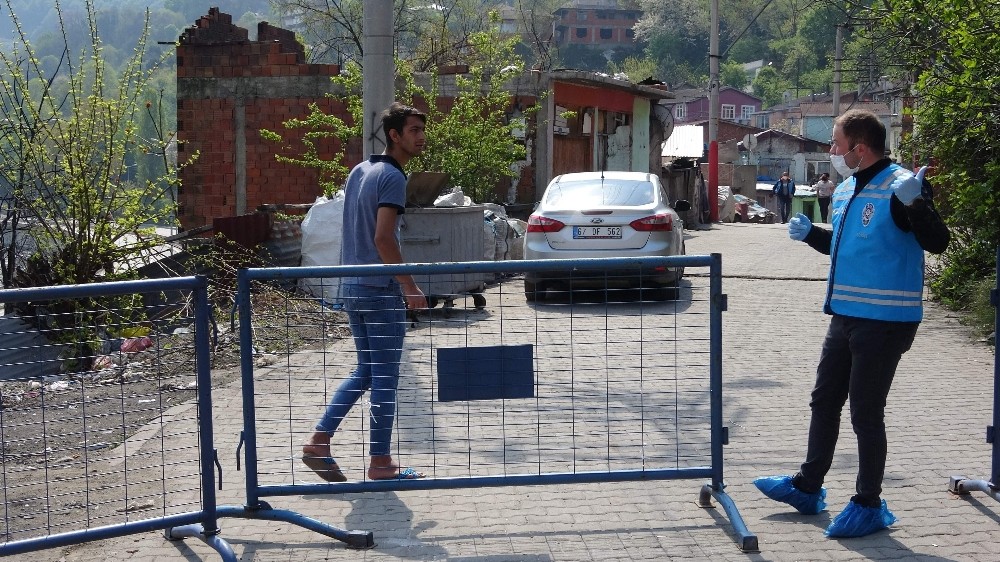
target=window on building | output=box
[600,28,612,39]
[576,27,587,38]
[741,105,754,120]
[722,104,736,120]
[577,11,587,21]
[626,29,635,38]
[807,160,832,182]
[674,105,686,120]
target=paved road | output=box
[43,222,1000,561]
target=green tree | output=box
[0,0,192,292]
[862,0,1000,323]
[261,11,529,204]
[608,55,658,83]
[720,60,749,91]
[751,64,789,107]
[266,0,507,67]
[402,15,529,203]
[260,67,362,197]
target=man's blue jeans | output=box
[316,282,406,456]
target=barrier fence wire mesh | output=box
[244,266,714,487]
[0,286,207,545]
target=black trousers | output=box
[796,314,919,505]
[777,195,792,223]
[818,196,831,222]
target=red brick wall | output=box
[175,8,346,231]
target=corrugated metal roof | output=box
[661,125,704,158]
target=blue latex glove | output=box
[788,213,812,241]
[893,165,927,205]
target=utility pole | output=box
[708,0,720,222]
[833,24,843,121]
[363,1,394,155]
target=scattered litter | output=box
[255,353,279,367]
[160,380,197,392]
[117,500,155,513]
[120,336,153,353]
[137,399,155,404]
[92,355,116,370]
[48,381,71,392]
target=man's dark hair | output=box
[836,109,886,153]
[381,102,426,149]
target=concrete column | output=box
[534,72,554,202]
[632,97,650,172]
[234,94,246,215]
[363,1,395,156]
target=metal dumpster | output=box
[400,172,489,308]
[400,205,488,307]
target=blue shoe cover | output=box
[825,499,896,538]
[753,475,827,515]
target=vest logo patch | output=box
[861,202,875,227]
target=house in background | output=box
[552,0,642,49]
[669,87,763,127]
[742,129,832,184]
[755,88,905,162]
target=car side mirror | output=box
[673,199,691,213]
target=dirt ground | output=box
[0,288,351,542]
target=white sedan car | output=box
[523,171,691,301]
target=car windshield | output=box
[544,179,654,207]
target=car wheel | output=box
[642,283,679,302]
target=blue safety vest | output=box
[826,164,925,322]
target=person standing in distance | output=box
[773,171,795,223]
[754,109,950,537]
[302,102,429,481]
[812,172,836,223]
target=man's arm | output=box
[890,169,950,254]
[373,206,427,309]
[802,225,832,255]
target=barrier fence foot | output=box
[164,524,239,562]
[699,483,759,554]
[217,505,375,549]
[948,475,1000,503]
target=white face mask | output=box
[830,146,860,177]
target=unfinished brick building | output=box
[175,8,354,232]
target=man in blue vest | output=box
[754,109,950,537]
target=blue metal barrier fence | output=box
[948,246,1000,502]
[0,276,235,560]
[222,255,758,553]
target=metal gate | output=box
[0,277,235,560]
[948,247,1000,502]
[223,255,757,552]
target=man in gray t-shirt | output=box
[340,156,404,287]
[302,102,429,482]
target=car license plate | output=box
[573,226,622,239]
